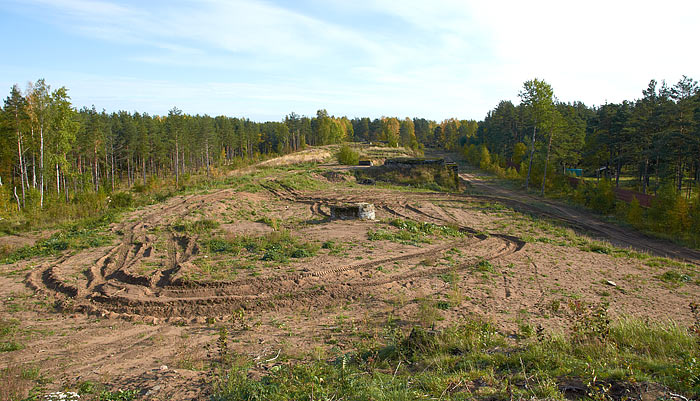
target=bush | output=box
[505,167,520,180]
[478,145,491,170]
[691,195,700,236]
[109,192,133,208]
[574,179,616,214]
[336,145,360,165]
[512,142,528,164]
[648,184,689,233]
[626,197,644,229]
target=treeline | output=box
[0,79,480,216]
[459,77,700,245]
[469,77,700,197]
[0,80,318,212]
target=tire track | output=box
[25,184,526,323]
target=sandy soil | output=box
[1,161,698,400]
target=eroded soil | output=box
[1,161,698,400]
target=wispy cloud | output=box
[2,0,699,119]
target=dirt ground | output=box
[1,157,698,400]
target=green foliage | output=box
[512,142,528,164]
[0,319,23,353]
[368,218,464,245]
[109,192,133,208]
[172,218,219,234]
[354,163,459,192]
[336,144,360,165]
[210,317,700,400]
[2,213,117,263]
[572,179,616,214]
[627,197,644,228]
[205,230,319,263]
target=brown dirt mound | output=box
[25,185,525,323]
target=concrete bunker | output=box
[354,157,460,190]
[329,202,376,220]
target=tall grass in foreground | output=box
[211,315,700,400]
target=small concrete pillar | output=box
[330,203,375,220]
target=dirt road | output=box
[458,171,700,264]
[2,155,698,400]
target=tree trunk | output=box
[23,156,29,194]
[541,129,553,196]
[678,156,683,192]
[31,151,36,189]
[127,154,131,187]
[56,162,60,194]
[615,153,621,188]
[16,125,25,208]
[642,158,649,194]
[63,172,69,203]
[14,186,20,212]
[111,150,115,191]
[525,120,537,190]
[94,144,99,192]
[175,140,179,186]
[105,143,109,190]
[39,124,44,208]
[205,138,210,177]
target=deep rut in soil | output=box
[25,185,525,323]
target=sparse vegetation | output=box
[210,316,700,400]
[1,147,698,400]
[172,218,219,234]
[336,144,360,165]
[205,230,319,263]
[368,218,464,245]
[354,162,459,192]
[1,213,117,264]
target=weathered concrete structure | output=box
[383,158,459,189]
[383,157,446,168]
[330,203,376,220]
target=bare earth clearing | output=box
[1,153,698,400]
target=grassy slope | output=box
[210,315,700,400]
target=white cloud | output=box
[466,0,700,104]
[4,0,699,120]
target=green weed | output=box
[205,230,319,263]
[172,218,219,234]
[2,214,116,264]
[209,316,700,400]
[368,218,464,245]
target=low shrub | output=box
[336,144,360,165]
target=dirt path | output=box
[24,184,525,323]
[457,171,700,264]
[2,156,698,400]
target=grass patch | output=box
[354,162,459,192]
[472,258,495,273]
[172,218,219,234]
[210,316,700,400]
[368,218,464,246]
[1,212,117,264]
[205,230,319,263]
[0,319,23,353]
[658,270,693,285]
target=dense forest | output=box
[473,77,700,198]
[0,79,462,215]
[1,77,698,224]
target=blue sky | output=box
[1,0,698,121]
